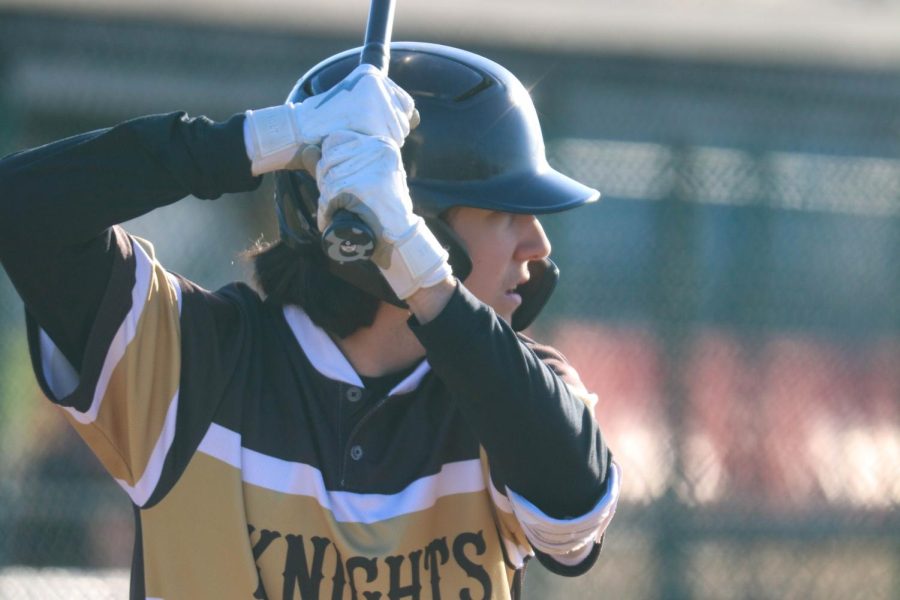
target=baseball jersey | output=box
[2,112,619,600]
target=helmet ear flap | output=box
[511,259,559,332]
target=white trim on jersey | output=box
[506,461,621,558]
[116,267,184,506]
[282,304,363,386]
[486,478,533,568]
[115,268,181,506]
[546,538,596,567]
[282,304,432,394]
[388,359,432,396]
[197,422,486,524]
[60,238,155,424]
[115,385,181,507]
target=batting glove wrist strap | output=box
[379,218,452,299]
[243,105,304,176]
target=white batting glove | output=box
[243,64,415,176]
[317,130,452,300]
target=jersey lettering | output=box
[385,550,422,599]
[250,525,495,599]
[346,556,380,600]
[453,531,492,600]
[250,526,282,600]
[423,537,450,599]
[283,535,331,599]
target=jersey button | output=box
[346,386,363,402]
[350,445,364,461]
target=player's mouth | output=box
[505,279,528,306]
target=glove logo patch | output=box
[323,228,375,263]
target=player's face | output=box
[446,207,551,323]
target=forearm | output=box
[0,112,258,247]
[410,283,609,519]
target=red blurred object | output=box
[549,321,900,510]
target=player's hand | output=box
[316,130,451,299]
[296,64,415,146]
[243,64,416,176]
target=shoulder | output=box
[175,278,264,311]
[517,333,589,394]
[172,278,279,343]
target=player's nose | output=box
[514,215,551,262]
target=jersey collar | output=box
[282,305,432,394]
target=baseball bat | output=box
[320,0,396,264]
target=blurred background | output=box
[0,0,898,598]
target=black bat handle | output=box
[361,0,395,71]
[321,0,396,264]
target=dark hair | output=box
[247,240,380,338]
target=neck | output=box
[333,302,426,378]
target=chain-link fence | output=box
[0,8,898,600]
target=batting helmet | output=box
[274,42,599,330]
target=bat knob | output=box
[321,209,376,263]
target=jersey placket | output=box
[336,382,385,489]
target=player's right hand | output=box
[316,130,451,300]
[243,64,416,176]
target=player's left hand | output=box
[316,130,451,299]
[243,64,416,176]
[297,64,416,147]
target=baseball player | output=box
[0,43,619,599]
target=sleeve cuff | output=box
[507,461,621,558]
[407,281,488,346]
[534,541,602,576]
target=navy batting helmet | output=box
[274,42,599,330]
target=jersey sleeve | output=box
[409,282,620,575]
[483,339,621,575]
[1,112,260,506]
[26,227,255,508]
[25,227,234,509]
